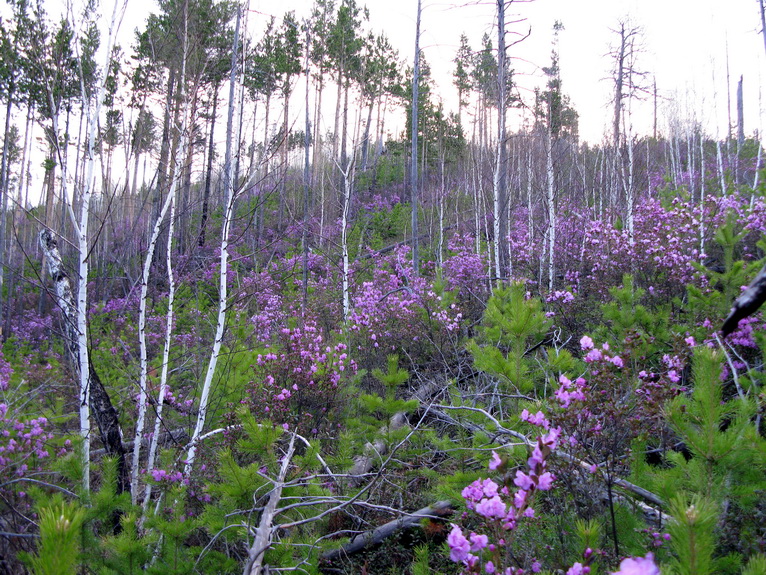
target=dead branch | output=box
[426,404,669,520]
[320,500,453,563]
[243,434,296,575]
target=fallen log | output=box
[320,500,453,563]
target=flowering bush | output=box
[245,321,356,437]
[447,428,560,573]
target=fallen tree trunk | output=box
[320,500,453,563]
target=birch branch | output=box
[243,434,296,575]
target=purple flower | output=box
[580,335,594,350]
[610,355,624,368]
[462,480,484,503]
[521,409,549,428]
[514,470,534,491]
[447,524,471,562]
[567,563,590,575]
[475,496,507,518]
[469,532,489,551]
[489,450,503,470]
[585,349,603,363]
[541,427,561,449]
[611,553,660,575]
[481,478,499,498]
[536,472,555,490]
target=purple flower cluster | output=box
[0,401,59,480]
[150,468,184,484]
[448,428,560,573]
[246,322,356,436]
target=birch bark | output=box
[184,6,241,475]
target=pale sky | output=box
[246,0,765,143]
[7,0,764,203]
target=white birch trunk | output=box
[185,6,241,476]
[717,140,727,195]
[340,161,353,322]
[132,0,189,504]
[527,141,533,254]
[133,146,184,503]
[142,190,177,511]
[700,135,706,258]
[546,129,555,292]
[493,162,501,282]
[752,141,762,209]
[438,155,445,269]
[72,0,126,494]
[626,135,635,246]
[130,0,189,509]
[493,0,508,283]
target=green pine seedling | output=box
[666,494,718,575]
[469,282,550,394]
[21,501,86,575]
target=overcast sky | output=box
[242,0,765,143]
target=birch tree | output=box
[185,5,242,476]
[536,21,577,291]
[38,0,128,495]
[131,0,190,505]
[493,0,509,283]
[410,0,421,274]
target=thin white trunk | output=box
[493,162,501,282]
[72,0,126,494]
[752,141,762,209]
[410,0,421,273]
[340,160,353,322]
[626,135,635,245]
[133,0,190,504]
[717,140,727,195]
[438,155,445,269]
[700,135,706,258]
[133,140,185,504]
[185,7,241,475]
[546,129,555,292]
[527,141,533,253]
[493,0,507,283]
[142,189,177,511]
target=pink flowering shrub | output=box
[447,428,561,573]
[573,199,702,299]
[442,234,489,298]
[244,321,356,437]
[0,403,61,482]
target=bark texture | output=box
[39,229,128,494]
